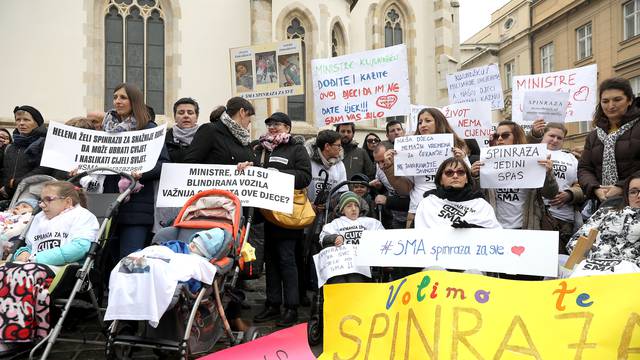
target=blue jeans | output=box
[118,225,151,259]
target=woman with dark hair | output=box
[578,77,640,203]
[567,171,640,266]
[415,158,500,229]
[166,97,200,163]
[361,132,380,163]
[0,128,12,147]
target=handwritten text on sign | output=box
[480,144,547,189]
[394,134,453,176]
[512,64,597,123]
[523,90,570,123]
[40,122,166,174]
[356,228,558,276]
[319,271,640,360]
[312,44,410,126]
[446,63,504,110]
[442,101,493,147]
[156,163,294,212]
[313,245,371,287]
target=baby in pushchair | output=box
[0,198,38,258]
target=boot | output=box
[276,308,298,327]
[253,305,280,323]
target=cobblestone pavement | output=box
[7,278,321,360]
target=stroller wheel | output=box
[241,326,262,343]
[307,319,323,346]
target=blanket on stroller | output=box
[105,246,217,327]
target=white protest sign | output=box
[442,101,493,147]
[157,163,294,212]
[512,64,597,123]
[394,134,453,176]
[479,143,547,189]
[447,63,504,110]
[40,122,166,174]
[523,91,571,122]
[312,44,410,126]
[313,245,371,287]
[408,104,437,135]
[356,228,558,277]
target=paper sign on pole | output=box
[313,245,371,287]
[230,39,304,100]
[156,163,294,212]
[523,91,571,122]
[40,122,166,174]
[442,101,493,147]
[394,134,454,176]
[479,143,547,189]
[446,63,504,110]
[512,64,597,123]
[356,227,558,276]
[312,44,410,126]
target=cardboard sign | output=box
[512,64,597,123]
[523,91,571,122]
[312,44,410,126]
[447,63,504,110]
[199,323,315,360]
[230,39,304,100]
[313,245,371,287]
[156,163,294,212]
[442,102,493,147]
[319,271,640,360]
[394,134,454,176]
[355,228,558,276]
[479,144,548,189]
[40,122,166,174]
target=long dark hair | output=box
[592,77,640,129]
[415,108,468,153]
[495,120,526,145]
[623,170,640,207]
[0,128,12,144]
[209,97,255,122]
[113,83,150,130]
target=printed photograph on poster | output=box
[256,51,278,85]
[234,60,253,93]
[278,54,301,86]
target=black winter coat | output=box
[165,127,191,163]
[1,125,51,197]
[255,135,312,190]
[183,120,255,165]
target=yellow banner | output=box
[319,271,640,359]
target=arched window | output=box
[384,7,404,123]
[286,18,306,121]
[104,0,165,114]
[331,23,345,57]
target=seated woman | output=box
[567,170,640,266]
[415,158,501,229]
[0,181,99,352]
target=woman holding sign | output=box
[578,78,640,204]
[253,112,311,328]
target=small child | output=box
[0,199,38,259]
[349,173,376,218]
[320,191,384,248]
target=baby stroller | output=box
[307,179,384,346]
[105,189,260,360]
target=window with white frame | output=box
[624,0,640,40]
[631,76,640,96]
[540,43,554,73]
[504,61,514,90]
[576,23,592,60]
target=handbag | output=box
[257,149,316,229]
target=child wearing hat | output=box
[319,191,384,248]
[0,199,38,259]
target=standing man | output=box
[382,120,405,149]
[335,122,375,180]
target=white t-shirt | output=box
[105,245,217,327]
[26,205,99,255]
[408,175,436,213]
[494,188,527,229]
[414,194,502,229]
[546,150,578,222]
[308,160,348,204]
[319,216,385,246]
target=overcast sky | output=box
[458,0,512,42]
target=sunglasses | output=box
[38,196,65,205]
[366,138,380,144]
[492,132,512,141]
[443,169,467,178]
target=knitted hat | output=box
[13,105,44,126]
[15,198,39,211]
[338,191,360,214]
[190,228,225,260]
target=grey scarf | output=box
[220,111,250,146]
[172,124,200,145]
[103,110,137,133]
[596,118,639,185]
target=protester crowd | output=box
[0,76,639,354]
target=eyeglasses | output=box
[366,138,380,144]
[330,143,342,148]
[266,122,284,128]
[38,196,65,206]
[443,169,467,178]
[629,189,640,197]
[492,132,512,141]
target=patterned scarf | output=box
[596,118,639,185]
[259,132,291,152]
[172,124,200,145]
[103,110,137,133]
[220,111,250,146]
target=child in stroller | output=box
[0,198,39,258]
